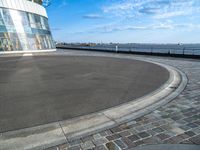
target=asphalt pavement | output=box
[0,55,169,133]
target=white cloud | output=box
[90,21,200,33]
[102,0,200,19]
[154,11,187,19]
[103,2,134,13]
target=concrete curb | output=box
[0,53,188,150]
[0,49,57,55]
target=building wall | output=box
[28,0,43,5]
[0,0,55,52]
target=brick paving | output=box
[46,53,200,150]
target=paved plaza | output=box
[0,55,168,133]
[0,50,199,150]
[45,50,200,150]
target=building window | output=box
[0,7,55,51]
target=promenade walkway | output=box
[48,50,200,150]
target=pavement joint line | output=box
[58,121,68,143]
[0,52,187,150]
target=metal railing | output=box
[57,44,200,57]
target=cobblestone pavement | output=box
[46,52,200,150]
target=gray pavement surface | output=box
[45,50,200,150]
[131,144,200,150]
[0,55,169,133]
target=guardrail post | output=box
[116,45,118,53]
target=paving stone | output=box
[106,134,121,141]
[135,126,146,132]
[104,130,113,136]
[110,127,122,133]
[93,145,107,150]
[189,135,200,144]
[151,121,161,127]
[163,135,183,144]
[192,114,200,120]
[142,137,162,145]
[167,136,184,143]
[191,127,200,134]
[121,137,136,149]
[114,139,128,149]
[127,134,140,142]
[105,142,120,150]
[143,124,154,130]
[68,146,82,150]
[128,128,138,134]
[184,115,196,120]
[135,117,144,122]
[170,127,185,134]
[164,118,174,123]
[156,133,170,140]
[137,132,151,138]
[157,120,168,126]
[118,130,131,137]
[68,139,82,147]
[82,136,94,142]
[59,143,70,150]
[177,133,190,139]
[161,124,173,131]
[193,120,200,125]
[179,125,191,131]
[93,134,102,140]
[119,124,130,130]
[81,141,95,150]
[126,120,137,126]
[184,131,196,137]
[45,146,58,150]
[163,138,175,144]
[180,140,193,144]
[146,130,157,136]
[152,127,165,133]
[93,138,108,146]
[133,140,144,147]
[186,123,198,128]
[99,131,109,137]
[161,115,170,119]
[171,116,181,121]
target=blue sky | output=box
[46,0,200,43]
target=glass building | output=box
[0,0,55,52]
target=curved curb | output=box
[59,55,188,140]
[0,53,187,150]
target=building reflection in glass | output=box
[0,7,55,51]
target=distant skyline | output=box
[46,0,200,43]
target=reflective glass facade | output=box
[0,7,55,51]
[27,0,43,5]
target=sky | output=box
[46,0,200,43]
